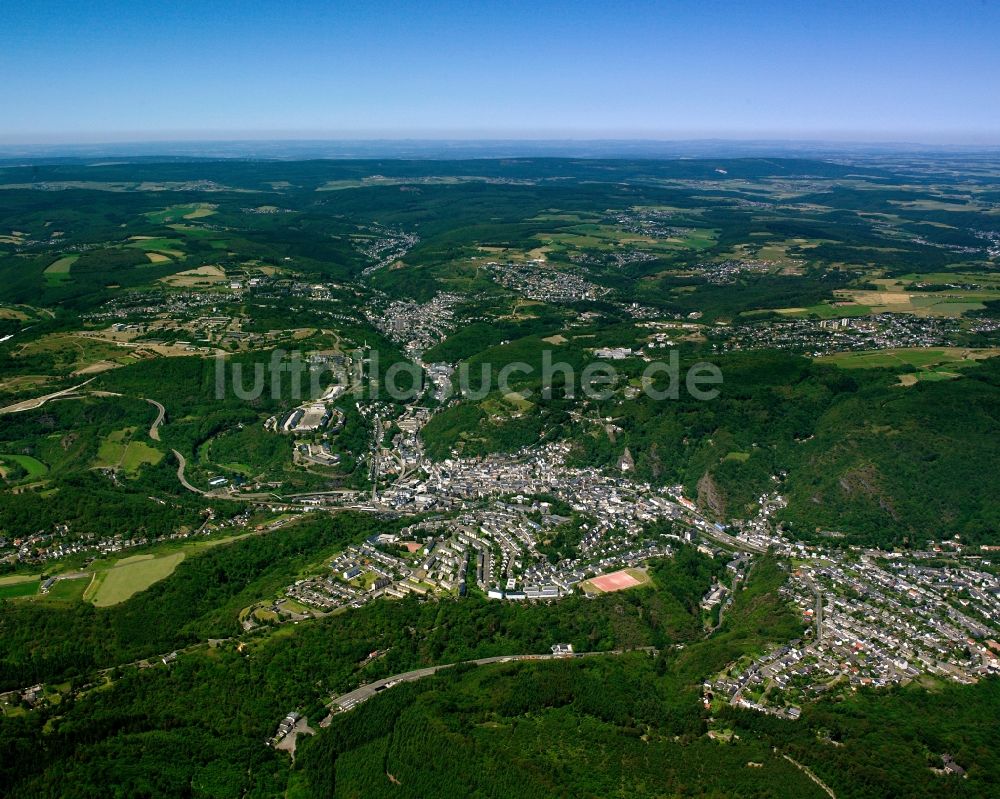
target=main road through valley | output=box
[322,647,657,724]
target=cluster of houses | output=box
[285,435,693,610]
[610,208,692,240]
[367,291,462,358]
[355,225,419,277]
[706,500,1000,716]
[695,258,777,284]
[1,509,251,565]
[710,313,962,355]
[487,262,610,303]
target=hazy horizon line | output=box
[2,132,1000,148]
[2,135,1000,163]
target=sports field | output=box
[583,568,649,594]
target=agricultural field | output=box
[124,236,186,257]
[838,288,993,317]
[144,203,217,224]
[538,221,718,256]
[159,263,226,287]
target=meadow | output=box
[41,254,78,285]
[87,551,186,606]
[93,427,164,473]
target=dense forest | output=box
[294,658,1000,799]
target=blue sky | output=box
[2,0,998,143]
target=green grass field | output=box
[816,347,1000,371]
[121,441,163,471]
[89,551,186,607]
[775,302,874,319]
[815,347,1000,387]
[0,580,39,599]
[124,237,185,254]
[3,576,90,603]
[0,573,41,586]
[42,255,79,285]
[165,223,225,240]
[40,577,89,603]
[14,332,137,374]
[0,454,49,479]
[93,428,163,473]
[896,271,1000,288]
[144,203,216,224]
[676,228,720,250]
[536,221,718,257]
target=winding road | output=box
[146,401,205,496]
[173,449,204,495]
[145,398,166,441]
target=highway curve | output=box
[173,449,204,494]
[145,398,166,441]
